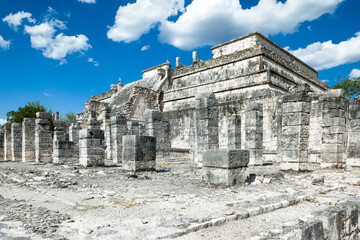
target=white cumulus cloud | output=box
[0,118,6,126]
[141,45,150,51]
[24,19,91,61]
[289,32,360,70]
[78,0,96,3]
[158,0,344,50]
[349,69,360,78]
[2,11,35,30]
[88,57,99,67]
[0,35,11,50]
[107,0,184,43]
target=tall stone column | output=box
[69,122,81,160]
[145,109,170,161]
[4,125,12,161]
[11,123,22,161]
[245,103,263,166]
[127,121,141,135]
[53,128,73,165]
[347,100,360,167]
[280,86,311,171]
[22,118,36,162]
[227,114,241,149]
[79,113,105,167]
[320,89,348,168]
[111,115,127,163]
[35,112,54,163]
[0,129,4,161]
[194,93,219,166]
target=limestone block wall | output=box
[347,100,360,167]
[4,125,12,161]
[0,129,4,161]
[11,123,22,161]
[308,95,322,165]
[35,112,54,163]
[22,118,36,162]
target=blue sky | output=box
[0,0,359,124]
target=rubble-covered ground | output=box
[0,160,359,240]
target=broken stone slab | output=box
[122,135,156,172]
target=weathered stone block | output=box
[122,135,156,172]
[79,129,104,139]
[22,118,36,162]
[202,167,248,186]
[203,149,249,169]
[36,112,52,119]
[11,123,22,161]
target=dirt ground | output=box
[0,160,359,239]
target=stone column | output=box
[79,114,105,167]
[145,109,170,161]
[245,103,263,166]
[111,115,127,163]
[227,114,241,149]
[122,135,156,172]
[280,86,311,171]
[320,89,348,169]
[35,112,54,163]
[0,129,4,161]
[11,123,22,161]
[22,118,36,162]
[194,93,219,166]
[69,122,81,160]
[53,128,73,165]
[347,100,360,167]
[4,125,12,161]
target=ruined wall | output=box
[4,125,12,161]
[11,123,22,161]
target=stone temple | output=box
[1,31,360,175]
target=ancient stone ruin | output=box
[1,32,360,239]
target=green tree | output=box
[6,101,49,124]
[333,76,360,99]
[60,112,77,123]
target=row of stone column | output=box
[193,92,264,167]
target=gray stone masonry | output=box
[69,122,81,160]
[0,129,4,161]
[122,135,156,172]
[145,109,170,162]
[202,149,249,186]
[227,114,241,149]
[280,85,311,171]
[79,114,105,167]
[245,102,263,166]
[111,115,127,163]
[4,125,12,161]
[53,128,74,165]
[320,89,348,169]
[35,112,53,163]
[22,118,36,162]
[347,100,360,167]
[127,121,143,135]
[194,93,219,166]
[11,123,22,161]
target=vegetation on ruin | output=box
[5,101,49,124]
[333,76,360,99]
[60,112,77,123]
